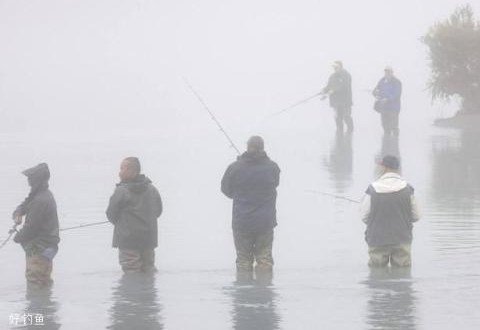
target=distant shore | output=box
[434,112,480,129]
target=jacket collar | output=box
[372,172,407,193]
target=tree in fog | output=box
[423,4,480,114]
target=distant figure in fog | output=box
[106,157,163,273]
[373,66,402,136]
[12,163,60,287]
[361,155,420,267]
[321,61,354,132]
[221,136,280,274]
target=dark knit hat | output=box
[381,155,400,170]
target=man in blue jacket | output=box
[373,66,402,136]
[221,136,280,273]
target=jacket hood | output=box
[22,163,50,185]
[371,172,407,193]
[119,174,152,193]
[237,151,269,162]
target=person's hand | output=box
[14,215,23,225]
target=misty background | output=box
[1,1,480,329]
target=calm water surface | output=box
[1,108,479,329]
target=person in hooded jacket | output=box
[106,157,163,273]
[221,136,281,273]
[361,155,420,267]
[12,163,60,287]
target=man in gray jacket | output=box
[321,61,354,132]
[12,163,60,287]
[221,136,280,273]
[361,155,420,267]
[106,157,163,273]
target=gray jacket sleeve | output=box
[14,200,47,244]
[152,187,163,219]
[221,164,235,199]
[411,195,421,222]
[106,187,125,224]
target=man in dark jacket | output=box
[12,163,60,287]
[373,66,402,136]
[360,156,420,267]
[321,61,354,132]
[221,136,281,273]
[106,157,163,273]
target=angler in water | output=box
[12,163,60,287]
[321,60,354,133]
[360,155,420,267]
[373,66,402,136]
[106,157,163,273]
[221,136,281,275]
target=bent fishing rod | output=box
[306,190,361,204]
[183,77,241,155]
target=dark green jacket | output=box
[323,69,353,108]
[106,175,163,250]
[13,188,60,253]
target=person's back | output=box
[361,156,420,267]
[222,151,280,232]
[221,136,280,273]
[364,175,414,247]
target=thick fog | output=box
[1,1,480,329]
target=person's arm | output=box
[373,80,381,98]
[411,195,421,222]
[13,200,46,244]
[360,194,371,224]
[322,75,335,95]
[106,187,125,224]
[273,164,280,188]
[392,79,402,100]
[153,187,163,219]
[221,164,235,199]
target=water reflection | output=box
[108,273,163,330]
[22,285,60,329]
[227,271,280,330]
[430,129,480,210]
[364,267,416,330]
[323,131,353,193]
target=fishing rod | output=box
[60,220,110,232]
[183,77,241,155]
[306,190,361,204]
[0,224,19,250]
[267,91,324,118]
[0,220,110,250]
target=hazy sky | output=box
[1,1,478,136]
